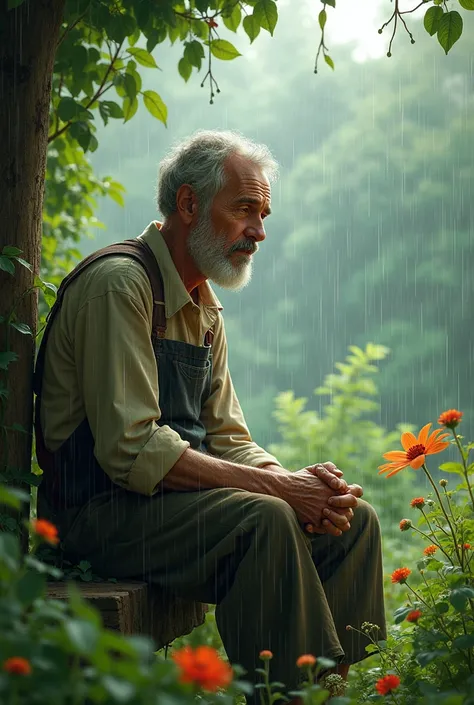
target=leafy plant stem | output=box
[453,429,474,512]
[422,464,463,568]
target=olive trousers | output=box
[57,488,386,696]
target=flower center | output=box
[406,443,425,461]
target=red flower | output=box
[424,545,438,556]
[406,610,422,623]
[172,646,232,692]
[399,519,412,532]
[259,650,273,660]
[3,657,31,676]
[464,543,471,550]
[31,518,59,545]
[296,654,317,668]
[410,497,425,509]
[205,18,218,28]
[376,674,401,695]
[391,567,411,584]
[438,409,463,429]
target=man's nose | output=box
[245,223,266,243]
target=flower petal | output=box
[383,451,408,461]
[410,454,425,470]
[418,423,432,446]
[427,441,450,454]
[401,432,418,451]
[378,463,400,475]
[386,465,407,478]
[425,431,450,450]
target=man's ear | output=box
[176,184,197,225]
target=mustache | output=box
[228,240,259,255]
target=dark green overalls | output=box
[35,240,386,699]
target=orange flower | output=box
[31,518,59,545]
[391,567,411,584]
[464,543,471,550]
[406,610,422,623]
[172,646,232,692]
[296,654,317,668]
[3,657,31,676]
[411,497,425,509]
[379,424,450,478]
[438,409,463,429]
[399,519,412,532]
[424,545,438,556]
[376,674,401,695]
[259,650,273,660]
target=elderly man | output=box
[35,130,385,698]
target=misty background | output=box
[74,0,473,452]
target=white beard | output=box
[187,213,256,291]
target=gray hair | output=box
[156,129,279,218]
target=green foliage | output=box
[268,344,416,540]
[0,487,251,704]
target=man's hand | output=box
[303,462,363,536]
[277,466,358,537]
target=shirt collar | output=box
[137,221,223,318]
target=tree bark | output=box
[0,0,65,538]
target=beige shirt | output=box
[40,221,282,496]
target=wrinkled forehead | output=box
[220,154,272,201]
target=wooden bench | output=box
[46,581,208,647]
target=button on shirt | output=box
[40,221,282,496]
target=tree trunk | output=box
[0,0,65,541]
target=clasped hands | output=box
[295,461,363,537]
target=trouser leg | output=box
[60,487,344,696]
[310,499,387,664]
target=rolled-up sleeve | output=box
[73,267,189,495]
[200,313,283,468]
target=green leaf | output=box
[459,0,474,9]
[424,6,444,35]
[243,14,261,43]
[417,650,449,666]
[0,485,29,510]
[123,96,139,123]
[13,256,32,271]
[439,462,464,475]
[17,570,46,606]
[7,0,26,8]
[178,57,192,83]
[114,72,138,100]
[65,619,100,654]
[453,633,474,649]
[437,11,463,54]
[0,256,15,275]
[435,601,450,615]
[0,532,20,571]
[210,39,242,60]
[126,47,158,69]
[184,40,205,69]
[324,0,336,6]
[319,9,327,29]
[10,322,32,336]
[0,351,19,370]
[324,54,335,70]
[223,3,242,32]
[69,121,92,153]
[450,586,474,611]
[393,605,413,624]
[254,0,278,35]
[143,90,167,125]
[2,246,22,256]
[102,676,136,702]
[57,97,91,122]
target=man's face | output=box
[186,154,271,291]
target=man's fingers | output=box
[328,493,359,509]
[321,461,344,478]
[309,465,348,492]
[347,484,364,498]
[322,508,351,529]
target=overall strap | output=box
[34,239,166,398]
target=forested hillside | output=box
[55,1,473,447]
